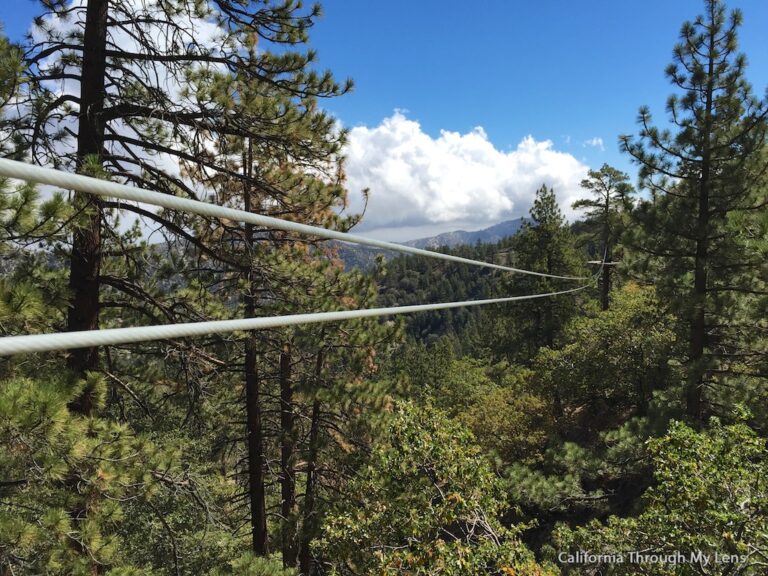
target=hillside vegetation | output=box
[1,1,766,574]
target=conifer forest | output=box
[0,0,767,574]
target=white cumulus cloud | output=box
[343,112,591,240]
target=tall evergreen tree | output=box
[172,60,396,568]
[12,0,350,376]
[573,164,634,310]
[493,185,584,364]
[621,0,768,425]
[5,2,366,570]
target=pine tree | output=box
[13,0,351,376]
[4,3,371,570]
[493,185,584,364]
[164,59,398,569]
[572,164,634,310]
[0,368,221,574]
[621,0,768,425]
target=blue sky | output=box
[3,0,767,240]
[309,0,768,173]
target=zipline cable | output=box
[0,158,589,281]
[0,284,591,356]
[0,158,603,357]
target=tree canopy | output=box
[1,1,767,575]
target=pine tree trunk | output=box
[545,248,555,348]
[280,345,298,566]
[600,252,611,312]
[686,22,716,427]
[687,207,708,426]
[67,0,107,380]
[245,333,269,555]
[68,0,107,546]
[299,349,324,575]
[600,262,610,312]
[600,195,611,311]
[299,399,321,575]
[243,141,269,555]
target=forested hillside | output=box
[1,1,767,575]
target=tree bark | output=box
[687,204,708,426]
[67,0,108,380]
[600,193,611,311]
[298,400,321,575]
[245,333,269,555]
[686,20,716,427]
[299,350,324,575]
[600,257,611,312]
[244,140,269,555]
[280,344,298,566]
[65,0,107,550]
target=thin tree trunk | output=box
[280,344,298,566]
[299,349,324,575]
[686,21,715,427]
[688,207,708,426]
[245,333,269,555]
[544,250,564,422]
[67,0,108,381]
[601,250,611,312]
[600,195,611,311]
[545,248,555,348]
[636,350,649,417]
[244,140,269,555]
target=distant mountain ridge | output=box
[335,218,525,270]
[402,218,524,249]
